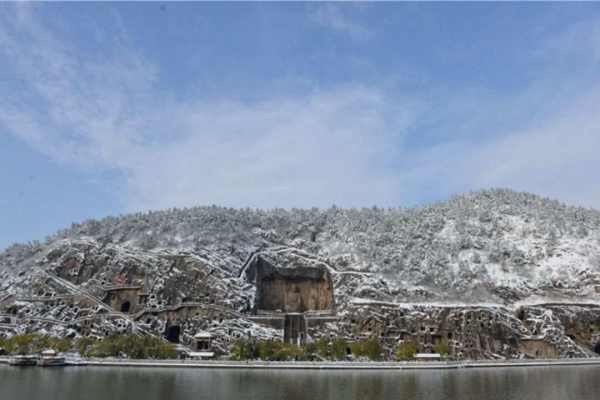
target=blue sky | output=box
[2,2,600,250]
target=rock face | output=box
[249,255,334,313]
[1,189,600,359]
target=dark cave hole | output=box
[120,301,131,313]
[165,325,181,343]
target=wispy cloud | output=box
[309,3,373,41]
[402,87,600,208]
[0,5,410,210]
[2,4,600,212]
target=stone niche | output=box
[248,255,334,313]
[103,286,144,313]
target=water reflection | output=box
[1,365,599,400]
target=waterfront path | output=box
[2,356,600,370]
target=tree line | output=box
[1,334,449,361]
[231,337,449,361]
[0,334,176,359]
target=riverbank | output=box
[2,356,600,370]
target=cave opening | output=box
[594,342,600,355]
[165,325,181,343]
[251,258,334,313]
[256,275,333,312]
[120,301,131,313]
[283,314,307,345]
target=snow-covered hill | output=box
[2,189,600,360]
[3,188,600,305]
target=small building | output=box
[414,353,442,362]
[41,349,57,357]
[38,349,66,366]
[193,331,213,352]
[189,332,215,359]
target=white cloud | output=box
[121,87,411,210]
[2,5,600,213]
[309,4,373,41]
[405,15,600,209]
[402,87,600,208]
[0,5,409,210]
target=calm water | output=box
[2,365,600,400]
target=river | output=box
[2,364,600,399]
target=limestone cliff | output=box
[1,189,600,359]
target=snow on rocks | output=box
[1,189,600,358]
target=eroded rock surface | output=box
[1,189,600,359]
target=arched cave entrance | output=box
[165,325,181,343]
[120,301,131,313]
[593,342,600,355]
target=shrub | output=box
[264,341,306,361]
[1,334,176,359]
[143,336,177,359]
[229,337,381,362]
[1,334,64,355]
[90,336,121,358]
[286,343,307,361]
[304,341,318,358]
[395,341,417,361]
[433,340,450,356]
[349,341,364,358]
[257,339,277,360]
[315,338,330,359]
[86,335,176,359]
[75,337,97,357]
[362,338,382,361]
[231,339,256,360]
[47,337,72,353]
[231,339,318,361]
[9,334,35,355]
[331,339,349,360]
[350,338,382,361]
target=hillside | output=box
[1,189,600,359]
[3,189,600,304]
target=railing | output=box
[70,357,600,370]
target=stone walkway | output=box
[4,356,599,370]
